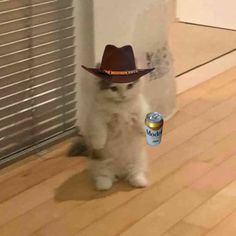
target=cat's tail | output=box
[67,135,89,157]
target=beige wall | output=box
[93,0,176,62]
[177,0,236,30]
[73,0,176,66]
[73,0,96,130]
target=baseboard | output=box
[176,50,236,94]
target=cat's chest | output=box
[107,112,138,134]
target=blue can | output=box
[145,112,163,146]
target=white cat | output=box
[69,78,150,190]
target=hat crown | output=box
[100,45,136,71]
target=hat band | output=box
[101,69,138,75]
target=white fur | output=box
[84,79,150,190]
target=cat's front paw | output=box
[95,176,113,191]
[131,116,145,135]
[128,173,148,188]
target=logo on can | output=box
[145,112,164,146]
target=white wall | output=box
[177,0,236,30]
[93,0,175,63]
[73,0,96,132]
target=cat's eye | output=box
[110,86,118,92]
[127,83,134,89]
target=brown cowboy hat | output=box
[81,44,155,83]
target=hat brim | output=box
[81,65,154,83]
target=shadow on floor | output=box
[54,169,134,202]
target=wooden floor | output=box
[0,67,236,236]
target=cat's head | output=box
[96,78,141,103]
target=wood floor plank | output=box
[148,94,236,162]
[162,221,207,236]
[32,186,142,236]
[149,110,236,172]
[180,79,236,117]
[177,66,236,108]
[184,180,236,229]
[0,199,79,236]
[120,154,236,236]
[163,110,195,134]
[29,111,236,236]
[73,113,236,236]
[120,188,211,236]
[31,118,236,235]
[4,131,235,236]
[70,166,213,236]
[0,160,85,227]
[32,148,218,236]
[164,171,236,236]
[0,139,73,183]
[195,131,236,165]
[165,67,236,133]
[0,155,41,183]
[203,79,236,103]
[0,143,80,203]
[191,155,236,192]
[204,210,236,236]
[180,98,217,117]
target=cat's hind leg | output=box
[127,150,148,188]
[89,156,115,191]
[128,172,148,188]
[95,175,113,191]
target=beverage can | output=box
[145,112,163,146]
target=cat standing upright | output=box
[69,45,154,190]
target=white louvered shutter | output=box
[0,0,77,165]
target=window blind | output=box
[0,0,77,165]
